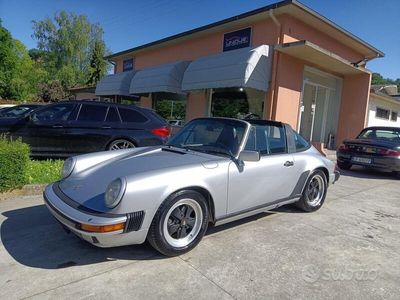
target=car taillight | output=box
[338,144,348,151]
[152,127,171,138]
[379,149,400,157]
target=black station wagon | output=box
[1,101,170,157]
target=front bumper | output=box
[43,184,148,247]
[337,153,400,172]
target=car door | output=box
[15,103,77,154]
[64,103,110,153]
[227,124,300,214]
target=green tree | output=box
[0,20,48,100]
[32,11,108,90]
[87,40,107,85]
[372,72,400,90]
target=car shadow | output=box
[339,165,398,180]
[1,204,162,270]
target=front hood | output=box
[59,147,219,212]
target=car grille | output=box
[124,211,145,232]
[348,144,379,155]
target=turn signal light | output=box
[80,222,125,233]
[152,127,171,138]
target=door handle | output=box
[101,126,111,129]
[284,161,294,167]
[52,125,63,128]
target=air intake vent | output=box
[124,211,145,232]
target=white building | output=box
[367,85,400,127]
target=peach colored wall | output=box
[139,95,153,108]
[273,53,304,128]
[280,15,364,63]
[185,92,208,121]
[113,19,278,72]
[336,73,371,145]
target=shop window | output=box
[376,107,390,120]
[211,88,264,119]
[153,92,186,121]
[391,111,398,122]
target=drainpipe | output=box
[267,9,282,120]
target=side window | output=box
[32,104,75,122]
[77,104,107,122]
[106,107,120,122]
[266,125,286,154]
[244,127,256,151]
[294,131,310,152]
[118,108,148,123]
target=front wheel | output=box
[296,170,327,212]
[147,190,209,257]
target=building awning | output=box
[95,70,136,96]
[181,45,272,92]
[275,40,370,75]
[129,61,190,94]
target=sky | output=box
[0,0,399,79]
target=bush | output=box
[25,159,63,184]
[0,138,30,192]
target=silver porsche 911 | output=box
[44,117,340,256]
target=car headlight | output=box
[105,178,126,208]
[61,157,76,179]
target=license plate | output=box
[352,157,372,164]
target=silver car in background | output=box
[44,117,339,256]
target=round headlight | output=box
[105,178,126,208]
[61,157,76,179]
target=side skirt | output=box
[214,197,300,226]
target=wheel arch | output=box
[160,186,216,224]
[314,166,330,184]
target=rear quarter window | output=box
[118,107,148,123]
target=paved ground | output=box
[0,166,399,299]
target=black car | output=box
[337,126,400,177]
[0,101,170,157]
[0,104,41,118]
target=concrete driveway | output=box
[0,167,399,299]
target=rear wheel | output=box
[147,190,209,257]
[296,170,327,212]
[337,160,352,170]
[107,139,135,150]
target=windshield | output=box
[0,106,35,118]
[167,118,248,157]
[358,129,400,143]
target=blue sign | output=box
[223,27,252,52]
[123,58,134,72]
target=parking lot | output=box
[0,167,399,299]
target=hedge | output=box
[0,137,30,192]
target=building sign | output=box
[223,27,252,52]
[123,58,134,72]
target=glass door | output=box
[299,83,329,143]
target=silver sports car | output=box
[44,117,339,256]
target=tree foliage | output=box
[0,19,48,100]
[372,73,400,90]
[32,11,108,89]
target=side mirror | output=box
[238,150,260,162]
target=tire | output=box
[337,160,352,170]
[107,139,135,150]
[296,170,328,212]
[147,190,209,257]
